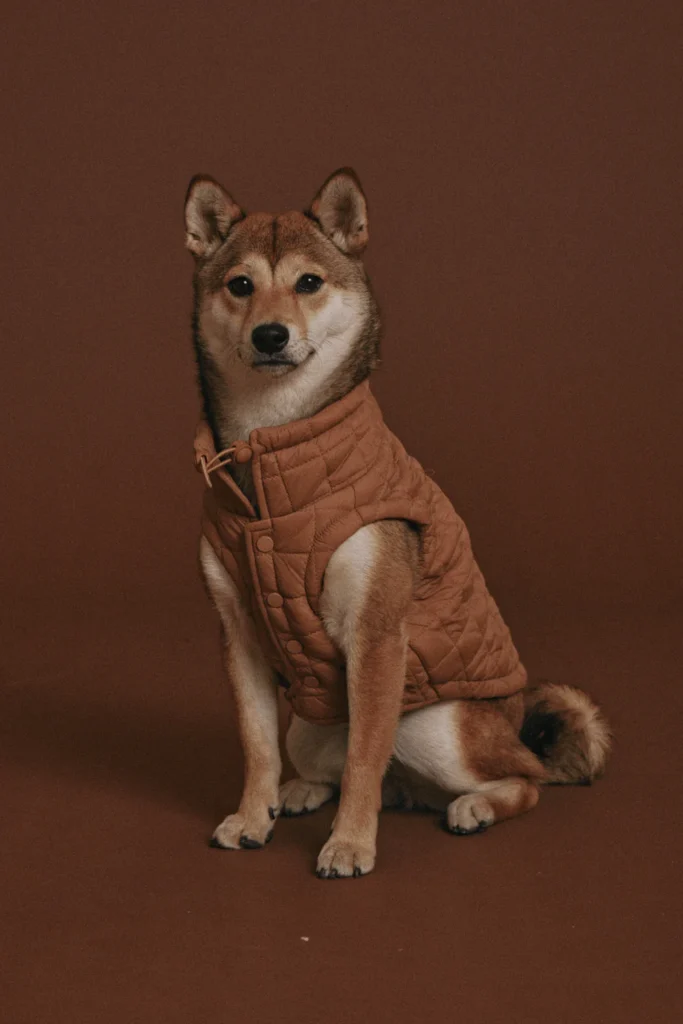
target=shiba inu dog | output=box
[184,168,611,879]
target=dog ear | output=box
[184,176,244,258]
[307,168,369,255]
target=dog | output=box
[184,168,611,879]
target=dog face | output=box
[184,170,380,395]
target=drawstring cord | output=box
[198,446,236,488]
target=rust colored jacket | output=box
[194,381,527,725]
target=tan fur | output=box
[308,167,369,255]
[186,188,380,508]
[185,168,612,877]
[200,538,281,849]
[284,523,545,852]
[184,176,244,257]
[459,698,546,783]
[446,779,540,832]
[315,520,419,877]
[522,681,612,783]
[289,695,543,837]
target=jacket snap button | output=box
[267,593,283,608]
[234,445,253,464]
[256,536,274,553]
[286,640,303,655]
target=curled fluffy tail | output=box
[520,681,612,784]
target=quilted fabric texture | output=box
[194,381,527,724]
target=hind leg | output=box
[282,718,444,815]
[393,697,545,834]
[445,778,540,834]
[279,715,347,816]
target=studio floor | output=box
[2,591,681,1023]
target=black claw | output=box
[239,835,264,850]
[456,823,488,836]
[209,835,226,849]
[268,806,277,820]
[316,867,340,879]
[441,814,491,836]
[316,866,363,880]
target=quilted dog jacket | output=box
[194,381,527,725]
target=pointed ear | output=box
[307,168,369,255]
[184,175,244,258]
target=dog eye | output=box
[295,274,324,294]
[226,276,254,297]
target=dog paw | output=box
[210,811,275,850]
[279,779,334,816]
[315,836,376,879]
[445,793,495,835]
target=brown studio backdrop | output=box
[1,3,682,1023]
[1,1,681,613]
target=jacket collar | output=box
[194,380,386,519]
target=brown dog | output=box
[184,169,611,878]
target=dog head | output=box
[184,169,380,407]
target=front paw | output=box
[210,809,276,850]
[316,835,376,879]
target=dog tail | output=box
[520,681,612,784]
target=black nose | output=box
[252,322,289,355]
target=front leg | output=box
[200,539,282,850]
[316,521,418,878]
